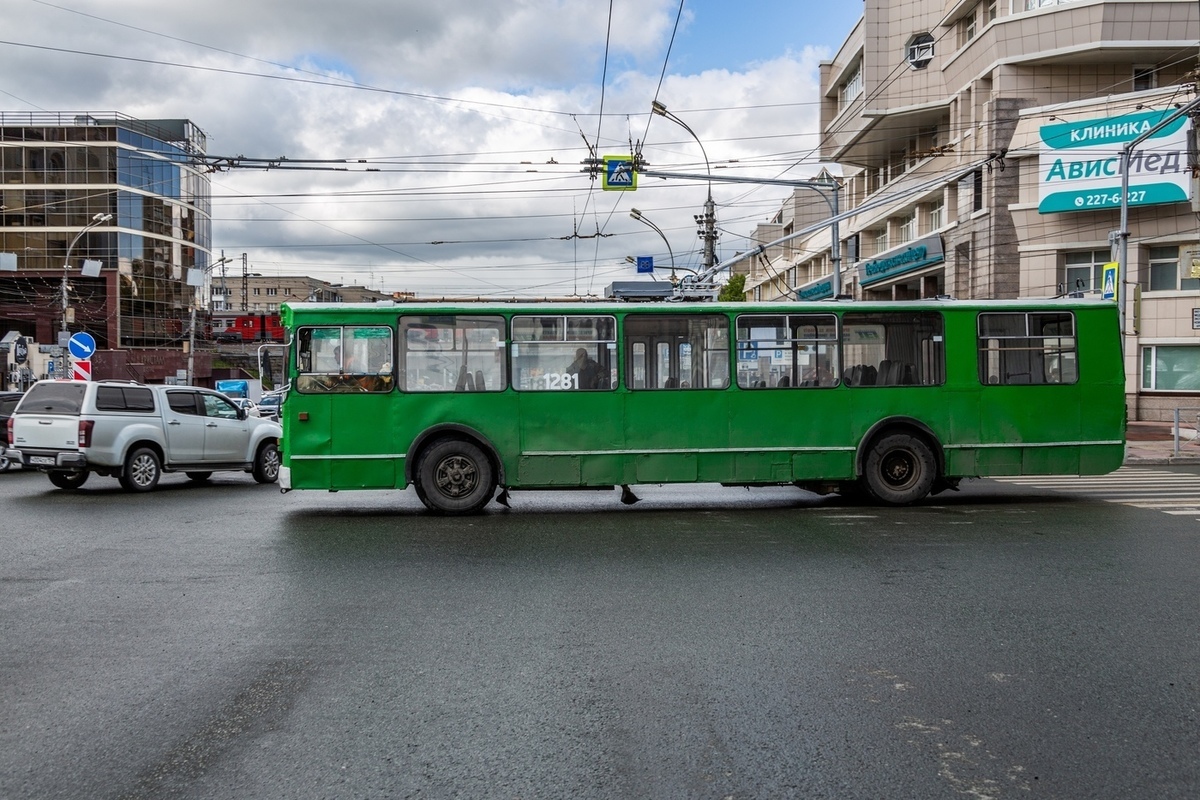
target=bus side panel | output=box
[729,390,853,482]
[847,387,951,472]
[979,385,1081,476]
[284,393,334,489]
[517,393,623,486]
[624,391,730,483]
[944,389,981,476]
[331,395,397,489]
[404,394,521,487]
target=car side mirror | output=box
[237,407,247,420]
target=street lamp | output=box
[651,101,717,273]
[630,208,679,283]
[187,253,233,385]
[61,212,112,340]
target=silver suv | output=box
[5,380,282,491]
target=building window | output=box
[961,169,983,212]
[899,211,917,243]
[959,5,979,47]
[927,199,945,232]
[987,0,998,22]
[1064,250,1109,294]
[252,287,261,296]
[906,33,935,70]
[874,229,889,255]
[1133,66,1158,92]
[1141,245,1199,292]
[839,62,863,110]
[266,287,278,296]
[1142,345,1200,391]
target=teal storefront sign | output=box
[858,234,944,287]
[1038,109,1191,213]
[797,277,834,301]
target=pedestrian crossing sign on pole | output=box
[602,155,636,191]
[1101,262,1119,300]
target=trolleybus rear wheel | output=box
[415,438,495,515]
[863,433,936,506]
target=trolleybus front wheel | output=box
[863,433,936,506]
[415,438,495,515]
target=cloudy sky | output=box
[2,0,864,297]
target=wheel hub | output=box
[435,455,477,498]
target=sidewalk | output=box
[1124,421,1200,465]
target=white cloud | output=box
[3,0,837,296]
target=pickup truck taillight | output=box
[78,420,94,448]
[4,417,10,447]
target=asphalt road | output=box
[2,468,1198,799]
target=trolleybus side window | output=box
[624,315,729,389]
[978,311,1077,385]
[841,312,944,386]
[511,315,616,390]
[736,314,839,388]
[400,315,506,392]
[295,325,395,393]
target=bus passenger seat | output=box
[475,370,486,391]
[877,359,894,385]
[455,366,468,391]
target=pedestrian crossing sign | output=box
[602,156,636,191]
[1101,261,1119,300]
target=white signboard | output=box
[1038,110,1190,213]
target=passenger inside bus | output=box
[568,348,602,389]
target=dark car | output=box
[0,390,24,471]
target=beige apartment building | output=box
[740,0,1200,420]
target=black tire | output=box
[252,441,280,484]
[119,447,162,492]
[186,471,212,483]
[0,452,11,472]
[415,438,495,515]
[863,433,937,506]
[48,470,88,490]
[836,479,867,503]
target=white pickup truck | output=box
[4,379,282,491]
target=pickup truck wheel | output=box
[186,471,212,483]
[48,470,88,490]
[252,441,280,484]
[120,447,162,492]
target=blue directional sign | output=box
[68,331,97,360]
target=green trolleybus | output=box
[276,298,1125,514]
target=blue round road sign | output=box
[68,331,97,360]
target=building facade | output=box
[0,112,212,380]
[739,0,1200,419]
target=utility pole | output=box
[695,195,717,274]
[187,251,231,385]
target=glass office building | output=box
[0,112,211,353]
